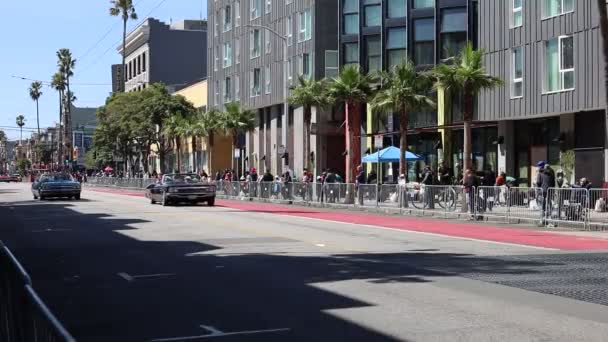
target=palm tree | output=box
[29,81,43,137]
[193,108,222,173]
[110,0,138,90]
[57,49,76,162]
[370,61,435,177]
[163,114,190,173]
[432,42,502,171]
[220,102,255,176]
[289,77,330,173]
[326,65,375,183]
[16,115,25,146]
[51,72,66,164]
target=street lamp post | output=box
[245,24,289,175]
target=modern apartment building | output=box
[207,0,339,178]
[338,0,479,180]
[477,0,607,186]
[118,18,208,92]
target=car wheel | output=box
[33,194,38,200]
[39,195,45,201]
[208,198,215,207]
[75,194,81,200]
[150,197,156,204]
[162,193,169,206]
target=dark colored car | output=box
[32,173,81,200]
[146,173,216,206]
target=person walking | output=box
[283,171,292,200]
[463,168,479,220]
[355,165,366,205]
[421,165,435,209]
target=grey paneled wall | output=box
[476,0,606,121]
[208,0,324,111]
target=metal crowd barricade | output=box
[588,188,608,229]
[322,183,355,206]
[476,186,510,222]
[507,187,543,225]
[545,187,589,228]
[357,184,378,207]
[400,185,456,217]
[292,182,311,203]
[377,184,398,208]
[0,241,75,342]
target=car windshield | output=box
[41,174,73,182]
[163,174,202,184]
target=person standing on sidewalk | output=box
[421,165,435,209]
[355,165,366,205]
[463,169,479,220]
[535,161,555,226]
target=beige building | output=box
[150,80,232,175]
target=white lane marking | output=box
[118,272,176,282]
[31,228,72,233]
[149,326,291,341]
[315,243,326,247]
[117,272,134,282]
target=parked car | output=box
[32,173,81,200]
[146,173,216,206]
[0,174,21,183]
[0,175,11,183]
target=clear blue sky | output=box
[0,0,207,140]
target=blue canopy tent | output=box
[362,146,423,163]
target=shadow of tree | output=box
[0,199,563,342]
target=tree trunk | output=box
[232,132,238,178]
[192,136,197,173]
[208,132,215,174]
[345,102,361,184]
[65,80,72,164]
[303,105,312,173]
[58,91,63,166]
[598,0,608,181]
[158,141,166,174]
[175,138,181,173]
[399,110,408,177]
[463,89,474,171]
[122,17,127,91]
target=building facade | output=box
[477,0,607,186]
[118,18,208,93]
[338,0,478,180]
[207,0,339,179]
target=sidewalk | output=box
[86,187,608,251]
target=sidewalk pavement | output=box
[87,187,608,251]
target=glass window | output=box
[235,37,240,63]
[265,29,271,53]
[511,47,523,98]
[142,52,146,72]
[325,50,339,78]
[300,53,312,79]
[387,27,407,69]
[265,0,271,14]
[414,18,434,65]
[224,77,232,102]
[250,29,261,58]
[235,0,241,26]
[224,5,232,31]
[441,8,467,32]
[250,0,262,19]
[343,0,359,34]
[387,0,406,18]
[235,75,240,98]
[286,16,293,45]
[543,0,574,18]
[366,36,381,72]
[265,66,271,94]
[343,43,359,65]
[544,36,574,92]
[512,0,523,27]
[364,0,381,27]
[298,9,312,42]
[251,68,261,96]
[413,0,434,9]
[223,42,232,68]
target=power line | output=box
[79,0,169,74]
[11,75,110,86]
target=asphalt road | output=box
[2,182,608,341]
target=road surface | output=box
[2,182,608,341]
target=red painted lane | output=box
[88,187,608,251]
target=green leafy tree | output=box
[15,114,25,145]
[220,102,255,174]
[326,65,375,183]
[34,144,54,165]
[191,108,222,173]
[29,81,43,138]
[289,77,330,173]
[370,61,435,176]
[51,71,66,164]
[163,114,192,173]
[57,48,76,162]
[432,42,502,171]
[17,159,31,175]
[110,0,137,90]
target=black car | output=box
[146,173,216,206]
[32,173,81,200]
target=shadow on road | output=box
[0,198,559,342]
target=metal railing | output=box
[0,241,75,342]
[85,177,608,230]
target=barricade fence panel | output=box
[545,187,589,228]
[476,186,509,221]
[357,184,378,207]
[588,188,608,229]
[507,187,543,224]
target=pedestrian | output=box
[283,171,292,200]
[355,165,366,205]
[324,170,338,203]
[463,168,479,220]
[495,171,506,186]
[481,169,495,212]
[535,161,555,226]
[421,165,435,209]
